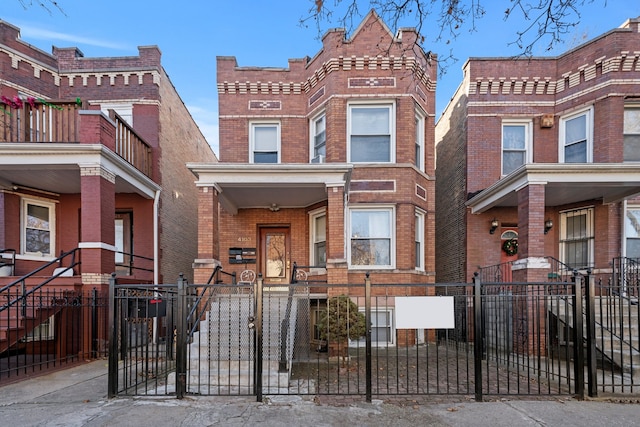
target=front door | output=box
[259,226,291,286]
[500,228,518,282]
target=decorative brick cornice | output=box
[0,45,161,88]
[217,55,435,95]
[469,51,640,97]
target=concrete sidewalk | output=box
[1,361,639,426]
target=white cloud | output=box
[19,25,130,50]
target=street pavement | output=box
[1,360,640,426]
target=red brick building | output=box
[436,17,640,283]
[0,20,216,358]
[189,11,436,345]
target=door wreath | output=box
[502,239,518,256]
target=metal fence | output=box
[0,288,108,383]
[107,271,640,401]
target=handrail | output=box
[187,266,237,337]
[0,248,81,313]
[115,250,154,273]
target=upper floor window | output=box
[22,198,55,257]
[250,122,280,163]
[309,209,326,267]
[348,102,395,163]
[625,206,640,259]
[624,107,640,162]
[502,120,532,175]
[559,107,592,163]
[311,114,326,163]
[349,206,394,269]
[415,110,425,171]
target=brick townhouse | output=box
[0,20,216,360]
[188,10,436,347]
[435,16,640,284]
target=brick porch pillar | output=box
[512,182,549,356]
[79,166,116,291]
[193,186,220,284]
[326,184,348,287]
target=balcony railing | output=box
[0,100,152,178]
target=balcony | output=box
[0,99,152,178]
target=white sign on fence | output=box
[395,296,455,329]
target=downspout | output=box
[154,189,161,284]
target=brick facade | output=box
[436,16,640,282]
[0,19,216,288]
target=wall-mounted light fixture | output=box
[269,203,280,212]
[544,219,554,234]
[489,218,499,234]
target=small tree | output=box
[319,295,366,357]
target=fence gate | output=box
[108,272,640,401]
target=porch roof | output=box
[466,163,640,214]
[0,143,160,199]
[187,163,353,214]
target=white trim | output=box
[348,205,396,270]
[78,241,118,251]
[310,111,326,162]
[347,100,396,164]
[21,197,56,257]
[559,207,595,269]
[558,106,593,163]
[309,208,327,268]
[414,208,425,271]
[415,109,425,172]
[249,120,281,164]
[501,119,533,176]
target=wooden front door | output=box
[500,228,518,282]
[259,226,291,285]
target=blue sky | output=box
[2,1,635,156]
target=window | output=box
[311,114,326,162]
[356,309,394,346]
[349,207,394,268]
[310,209,326,267]
[502,120,532,175]
[22,198,55,257]
[100,103,133,126]
[415,209,425,271]
[115,212,133,275]
[624,107,640,162]
[625,207,640,259]
[415,110,425,170]
[348,103,394,163]
[560,207,594,269]
[250,122,280,163]
[559,108,592,163]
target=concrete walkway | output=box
[1,361,639,426]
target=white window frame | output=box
[559,107,593,163]
[624,203,640,259]
[309,208,327,267]
[501,119,532,175]
[356,308,395,347]
[415,109,425,171]
[310,112,326,162]
[559,207,594,269]
[347,101,395,163]
[249,121,281,164]
[623,105,640,162]
[100,102,133,126]
[21,197,56,257]
[348,205,395,270]
[415,209,425,271]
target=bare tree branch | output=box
[302,0,602,75]
[17,0,65,15]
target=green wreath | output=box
[502,239,518,256]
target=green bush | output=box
[318,295,366,343]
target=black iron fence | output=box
[107,269,640,402]
[0,287,108,383]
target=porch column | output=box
[512,182,549,356]
[326,183,348,285]
[512,183,549,282]
[79,165,116,291]
[193,186,220,284]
